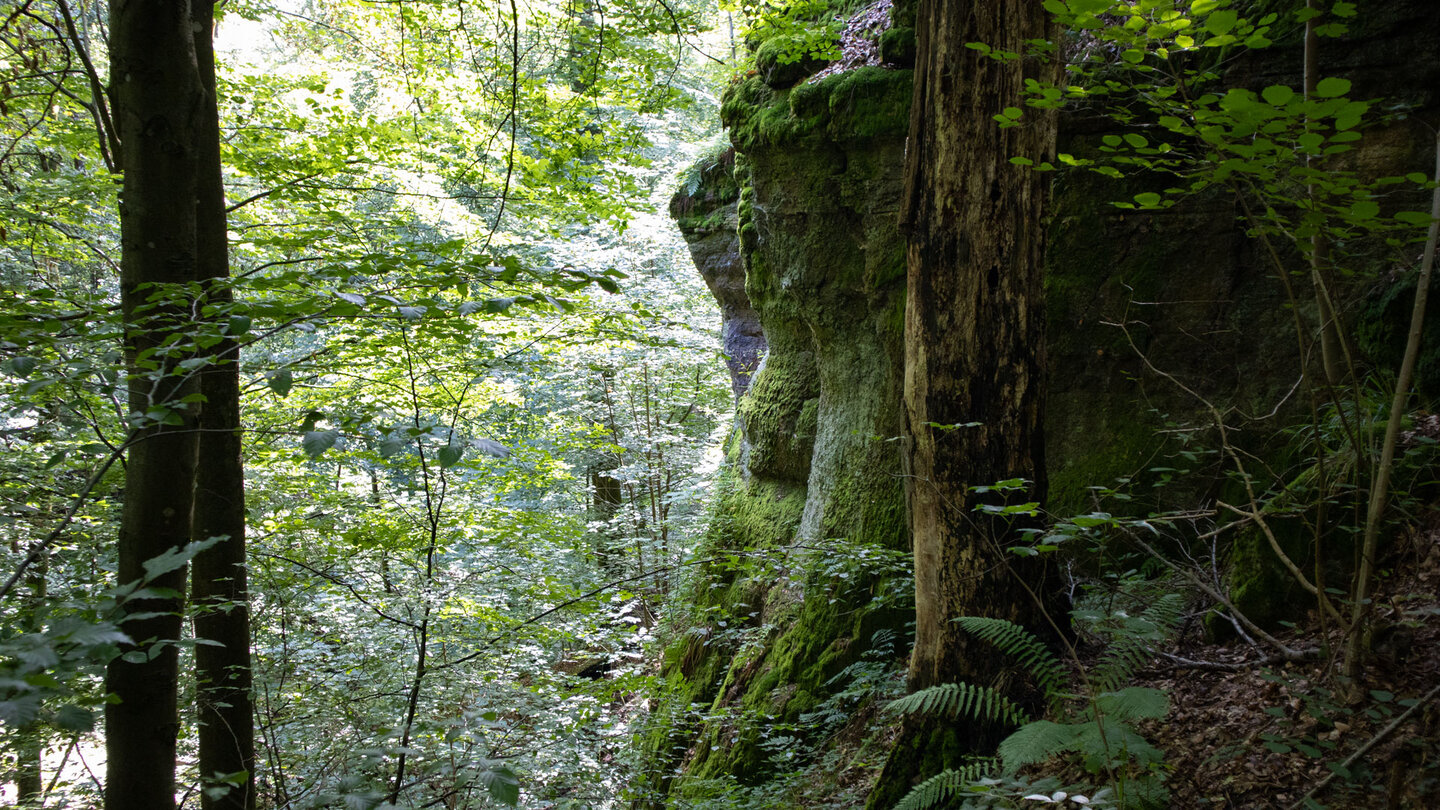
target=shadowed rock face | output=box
[670,148,766,399]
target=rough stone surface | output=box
[652,0,1440,799]
[671,148,766,399]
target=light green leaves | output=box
[1204,10,1238,36]
[1262,85,1295,106]
[141,536,226,581]
[1314,77,1352,98]
[994,107,1026,128]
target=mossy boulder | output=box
[670,147,765,398]
[647,65,913,801]
[720,66,912,153]
[878,26,915,67]
[755,34,831,89]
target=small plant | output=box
[889,594,1184,810]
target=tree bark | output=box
[901,0,1061,696]
[190,3,257,808]
[15,551,46,807]
[105,2,204,809]
[869,8,1061,804]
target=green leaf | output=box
[11,356,39,378]
[472,438,511,458]
[226,315,252,336]
[378,436,408,458]
[1262,85,1295,106]
[302,429,340,459]
[1204,10,1238,35]
[1314,77,1351,98]
[1348,200,1380,220]
[268,369,294,398]
[437,444,464,468]
[1396,210,1437,226]
[55,704,96,732]
[998,720,1081,770]
[1095,687,1169,721]
[141,536,225,580]
[299,411,323,433]
[479,764,520,806]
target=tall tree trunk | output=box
[190,3,256,808]
[902,0,1061,694]
[871,4,1062,804]
[105,2,204,809]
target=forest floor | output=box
[1137,512,1440,809]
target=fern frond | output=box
[1088,594,1185,692]
[887,682,1029,727]
[1090,635,1153,693]
[1094,686,1169,723]
[1143,592,1186,635]
[997,720,1083,771]
[953,616,1066,701]
[892,759,997,810]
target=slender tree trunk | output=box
[901,0,1061,694]
[105,2,204,808]
[190,3,256,808]
[16,552,46,806]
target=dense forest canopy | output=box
[1,0,1439,808]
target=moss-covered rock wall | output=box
[639,59,915,807]
[649,1,1440,803]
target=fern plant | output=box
[888,594,1185,809]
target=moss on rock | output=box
[720,67,912,153]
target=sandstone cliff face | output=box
[671,149,766,400]
[650,3,1440,802]
[640,66,915,803]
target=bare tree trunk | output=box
[105,2,203,808]
[901,0,1061,694]
[871,3,1062,804]
[190,3,256,808]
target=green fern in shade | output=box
[890,760,997,810]
[890,594,1184,809]
[952,616,1067,711]
[1084,592,1185,693]
[886,682,1030,727]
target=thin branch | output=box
[1288,681,1440,810]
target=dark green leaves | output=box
[479,763,520,806]
[268,369,294,397]
[302,430,340,459]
